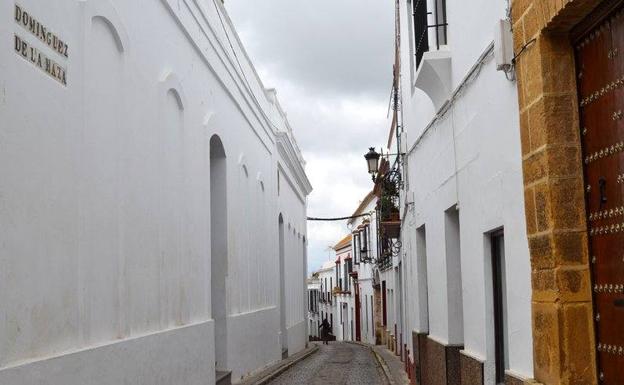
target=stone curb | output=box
[245,344,320,385]
[371,348,396,385]
[346,341,395,385]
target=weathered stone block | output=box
[523,151,547,184]
[532,268,557,302]
[532,302,561,385]
[528,95,579,150]
[552,231,588,265]
[513,19,527,58]
[559,303,596,385]
[529,233,555,269]
[460,352,483,385]
[546,146,582,180]
[523,5,543,40]
[555,266,591,303]
[533,182,552,232]
[548,177,585,230]
[520,111,531,155]
[512,0,533,23]
[524,187,538,235]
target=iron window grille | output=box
[361,225,369,261]
[413,0,448,68]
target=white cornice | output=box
[277,132,313,196]
[160,0,278,152]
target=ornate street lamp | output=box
[364,147,381,181]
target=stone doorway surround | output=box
[512,1,624,385]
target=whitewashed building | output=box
[307,274,320,339]
[375,0,535,385]
[332,235,354,342]
[348,191,379,345]
[0,1,311,385]
[317,260,336,337]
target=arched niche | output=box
[83,0,130,53]
[210,134,228,371]
[159,71,187,111]
[278,213,288,357]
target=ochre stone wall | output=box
[511,1,606,385]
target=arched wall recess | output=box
[238,153,247,167]
[203,112,215,128]
[83,0,130,53]
[159,71,187,110]
[203,112,234,159]
[237,154,249,177]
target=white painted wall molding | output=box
[159,0,276,151]
[159,71,187,110]
[81,0,129,53]
[276,134,312,196]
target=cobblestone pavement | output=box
[267,342,389,385]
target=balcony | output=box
[413,0,451,111]
[380,208,401,239]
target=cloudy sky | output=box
[225,0,394,274]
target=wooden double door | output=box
[576,3,624,383]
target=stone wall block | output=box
[523,44,546,104]
[532,268,558,302]
[528,94,580,150]
[460,353,484,385]
[555,266,592,303]
[541,38,578,94]
[512,0,533,23]
[532,302,561,385]
[513,20,528,60]
[520,111,531,155]
[523,151,547,184]
[523,5,545,40]
[529,233,555,269]
[548,177,586,230]
[559,303,597,385]
[525,187,538,235]
[534,182,552,232]
[546,146,582,179]
[552,231,588,265]
[543,94,579,145]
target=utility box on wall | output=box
[494,19,514,71]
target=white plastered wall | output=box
[0,0,310,384]
[397,0,534,382]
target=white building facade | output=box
[307,275,320,339]
[0,1,311,385]
[333,235,354,342]
[384,0,536,385]
[348,191,380,346]
[317,260,336,337]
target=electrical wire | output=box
[307,213,371,222]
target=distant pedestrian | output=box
[319,318,331,345]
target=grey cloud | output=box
[225,0,393,272]
[227,0,394,99]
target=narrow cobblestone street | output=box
[267,343,389,385]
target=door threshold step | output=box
[216,370,231,385]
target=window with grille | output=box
[413,0,448,69]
